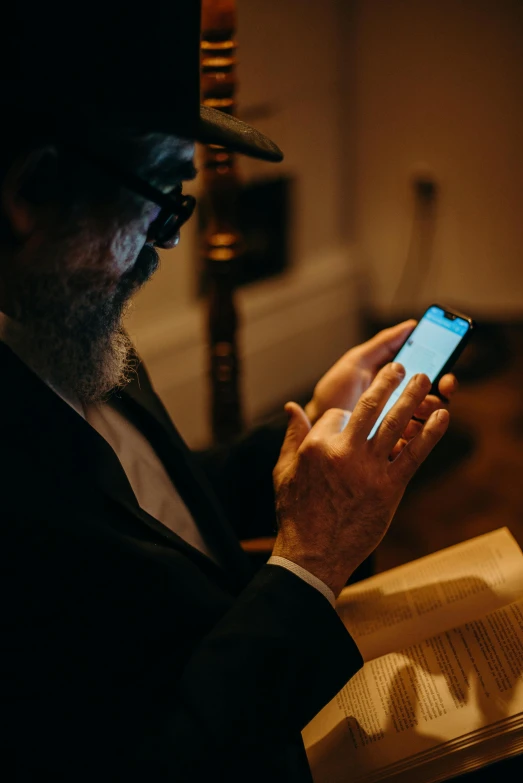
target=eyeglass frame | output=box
[61,142,196,248]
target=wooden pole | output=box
[200,0,244,444]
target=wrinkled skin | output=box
[305,320,457,457]
[273,365,450,597]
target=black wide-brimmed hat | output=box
[2,1,283,163]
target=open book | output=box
[303,528,523,783]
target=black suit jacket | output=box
[1,341,362,782]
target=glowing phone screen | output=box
[368,306,470,439]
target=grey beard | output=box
[5,244,159,404]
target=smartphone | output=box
[368,304,474,439]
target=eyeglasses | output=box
[109,167,196,249]
[65,144,197,249]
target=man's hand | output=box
[273,365,450,597]
[305,321,458,446]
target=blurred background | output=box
[125,0,523,571]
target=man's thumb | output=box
[278,402,311,465]
[360,320,416,369]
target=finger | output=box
[437,373,458,402]
[413,394,446,421]
[356,320,417,370]
[415,376,458,418]
[391,409,450,483]
[402,418,423,441]
[345,362,406,444]
[389,437,409,461]
[390,420,423,461]
[372,373,432,455]
[310,407,352,439]
[277,402,312,469]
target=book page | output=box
[304,599,523,783]
[337,528,523,661]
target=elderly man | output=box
[1,4,456,782]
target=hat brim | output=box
[195,105,283,163]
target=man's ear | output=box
[1,147,60,239]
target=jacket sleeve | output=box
[194,423,286,541]
[5,513,363,783]
[132,565,364,782]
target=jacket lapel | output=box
[0,343,251,590]
[84,416,241,586]
[115,364,253,584]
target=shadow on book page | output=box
[304,595,523,783]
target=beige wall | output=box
[125,0,523,445]
[348,0,523,318]
[127,0,351,329]
[125,0,359,446]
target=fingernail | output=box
[436,409,449,423]
[392,362,405,376]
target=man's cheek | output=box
[109,226,146,275]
